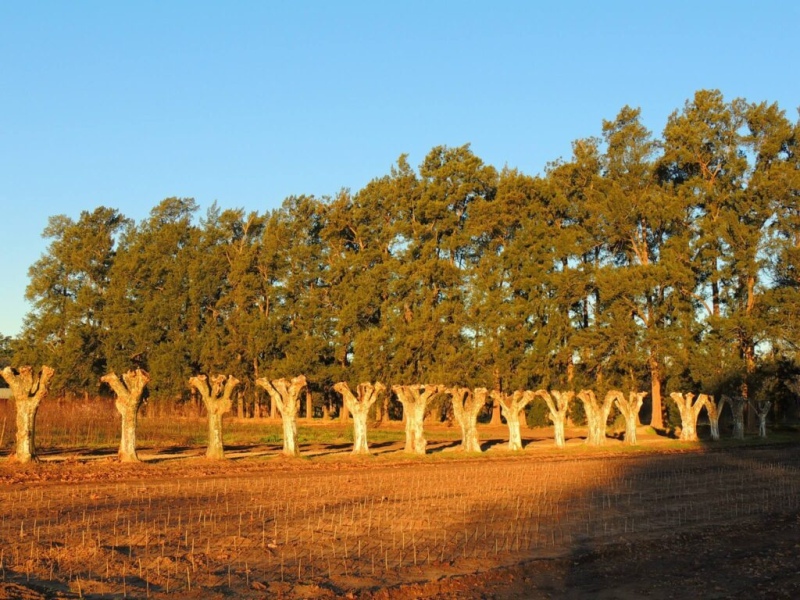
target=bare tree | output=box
[333,381,385,454]
[447,387,488,453]
[669,392,709,441]
[704,394,726,441]
[491,390,534,451]
[577,390,616,446]
[392,384,443,455]
[0,366,54,463]
[101,369,150,462]
[256,375,307,457]
[534,390,573,448]
[723,395,747,439]
[614,391,647,445]
[188,374,240,459]
[749,400,771,438]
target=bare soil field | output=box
[0,425,798,599]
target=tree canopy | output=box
[10,90,800,423]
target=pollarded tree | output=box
[392,384,444,455]
[101,369,150,462]
[722,395,747,439]
[0,365,54,463]
[256,375,307,457]
[188,374,240,459]
[668,392,709,441]
[577,390,617,446]
[534,390,573,448]
[447,387,488,453]
[749,400,771,438]
[614,391,647,445]
[491,390,535,451]
[332,381,385,454]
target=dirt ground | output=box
[0,429,798,599]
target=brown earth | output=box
[0,429,798,599]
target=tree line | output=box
[3,89,800,429]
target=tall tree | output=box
[104,198,199,404]
[386,145,497,384]
[17,207,127,394]
[591,107,691,427]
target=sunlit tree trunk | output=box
[333,381,385,454]
[704,395,726,441]
[392,384,443,455]
[101,369,150,463]
[188,374,240,459]
[491,390,534,451]
[534,390,573,448]
[256,376,307,457]
[447,387,487,453]
[0,366,55,463]
[614,391,646,445]
[749,400,771,438]
[668,392,707,441]
[577,390,616,446]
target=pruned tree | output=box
[668,392,708,441]
[188,374,240,459]
[577,390,617,446]
[615,391,647,445]
[333,381,385,454]
[0,365,55,463]
[749,399,771,438]
[491,390,534,451]
[101,369,150,462]
[704,394,726,441]
[534,390,573,448]
[447,387,488,453]
[392,384,443,455]
[723,395,747,439]
[256,375,307,456]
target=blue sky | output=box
[1,1,798,336]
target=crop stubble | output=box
[0,446,799,598]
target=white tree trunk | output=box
[189,374,240,460]
[669,392,707,441]
[727,396,746,440]
[447,387,487,453]
[577,390,616,446]
[613,391,646,445]
[334,382,385,455]
[749,400,771,438]
[0,366,55,463]
[392,385,442,455]
[492,390,534,451]
[102,369,150,463]
[534,390,573,448]
[256,375,307,457]
[705,395,725,441]
[118,401,140,462]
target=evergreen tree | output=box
[17,207,128,395]
[104,198,199,404]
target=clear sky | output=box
[1,1,797,336]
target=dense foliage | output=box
[5,90,800,424]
